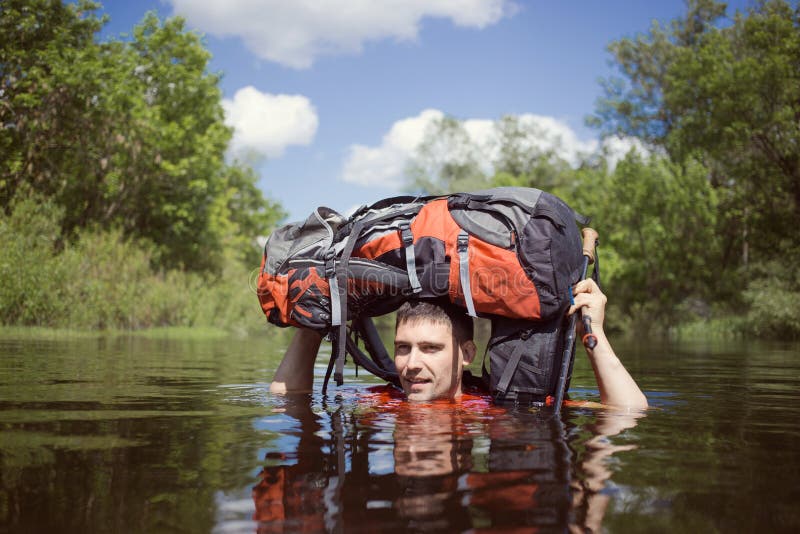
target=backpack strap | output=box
[327,251,342,328]
[354,316,397,375]
[333,219,368,386]
[493,336,526,401]
[456,230,477,317]
[399,223,422,294]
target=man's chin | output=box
[405,391,434,402]
[404,384,456,402]
[403,382,435,402]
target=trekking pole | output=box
[579,228,599,351]
[553,227,599,415]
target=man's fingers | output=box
[573,278,598,295]
[568,295,590,316]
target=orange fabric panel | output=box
[356,232,401,259]
[466,237,541,319]
[257,266,331,327]
[410,199,462,241]
[257,270,289,322]
[289,267,328,299]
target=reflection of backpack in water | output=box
[257,187,591,404]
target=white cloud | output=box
[167,0,516,69]
[341,109,444,188]
[222,86,318,159]
[340,110,646,189]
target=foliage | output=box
[0,0,283,271]
[593,0,800,227]
[406,115,492,194]
[0,193,267,333]
[742,252,800,338]
[0,0,284,332]
[589,0,800,334]
[0,192,72,325]
[590,153,722,331]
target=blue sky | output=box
[98,0,751,222]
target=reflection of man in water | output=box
[270,279,648,410]
[253,381,627,531]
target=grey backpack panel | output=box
[264,207,346,274]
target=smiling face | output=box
[394,318,476,402]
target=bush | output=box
[743,255,800,339]
[0,195,72,325]
[0,194,267,334]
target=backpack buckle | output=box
[399,224,414,246]
[324,248,336,278]
[456,233,469,252]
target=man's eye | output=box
[394,344,410,355]
[421,345,441,353]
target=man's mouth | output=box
[404,377,432,391]
[405,377,430,384]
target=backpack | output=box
[257,187,592,405]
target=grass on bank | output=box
[0,325,262,340]
[0,195,269,335]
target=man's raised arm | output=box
[568,279,648,410]
[269,329,323,394]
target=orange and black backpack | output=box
[256,187,595,405]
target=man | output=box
[270,279,648,410]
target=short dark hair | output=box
[395,299,474,343]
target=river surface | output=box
[0,329,798,533]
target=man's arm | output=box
[568,279,648,410]
[269,329,323,394]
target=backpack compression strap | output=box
[456,230,477,317]
[400,223,422,294]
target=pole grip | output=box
[581,227,599,264]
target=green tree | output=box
[591,0,800,334]
[595,153,721,329]
[406,115,491,194]
[0,0,282,271]
[591,0,800,265]
[0,0,106,207]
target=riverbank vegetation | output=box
[0,1,282,333]
[2,0,798,339]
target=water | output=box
[0,331,798,533]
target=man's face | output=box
[394,319,473,401]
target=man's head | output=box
[394,300,476,401]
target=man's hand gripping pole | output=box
[580,227,599,350]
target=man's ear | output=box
[460,340,477,365]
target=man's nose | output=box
[406,347,423,370]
